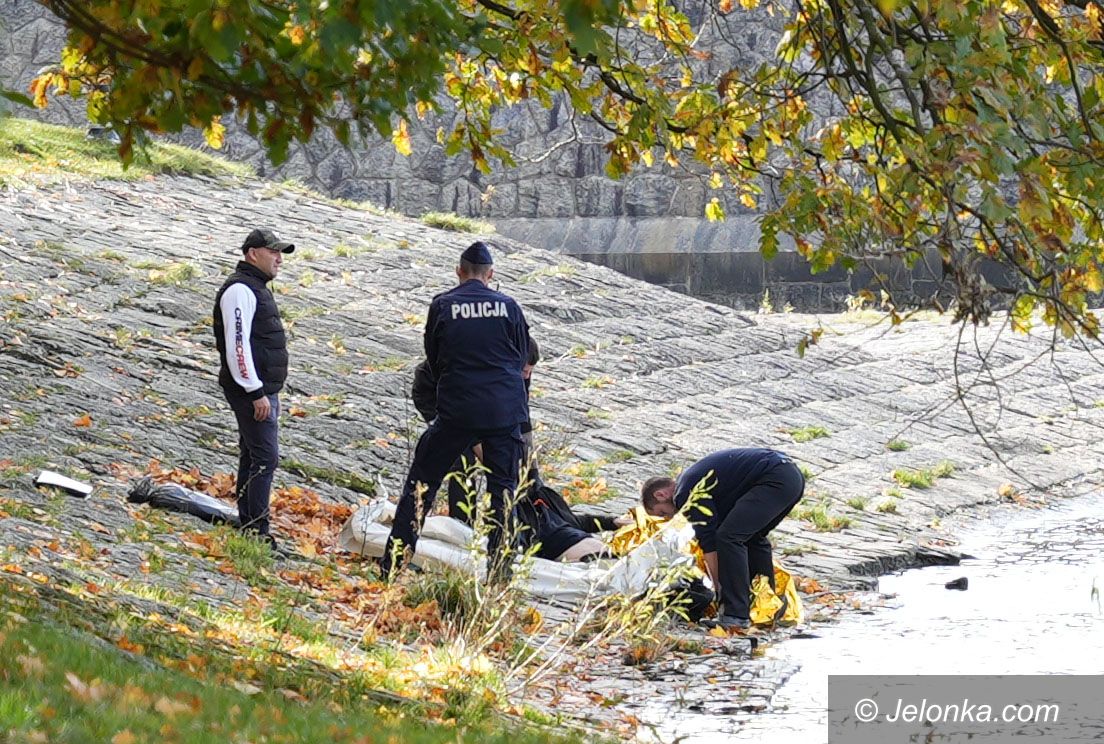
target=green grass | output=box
[892,460,955,489]
[148,261,201,286]
[874,500,899,514]
[846,496,868,511]
[421,211,495,233]
[789,425,830,443]
[886,439,911,452]
[0,117,251,186]
[283,460,376,495]
[581,375,614,389]
[222,529,276,585]
[0,587,574,744]
[791,501,852,532]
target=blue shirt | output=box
[674,448,790,552]
[425,279,530,430]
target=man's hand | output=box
[613,514,633,527]
[252,396,271,422]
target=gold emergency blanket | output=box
[610,506,804,626]
[750,562,804,626]
[609,506,706,575]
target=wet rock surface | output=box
[2,174,1103,736]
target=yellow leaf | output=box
[708,625,728,638]
[112,731,137,744]
[705,198,725,222]
[1084,268,1103,293]
[154,695,192,717]
[740,193,757,209]
[187,57,204,80]
[392,119,412,157]
[203,117,226,150]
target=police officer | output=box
[410,358,481,522]
[213,228,295,549]
[382,241,530,580]
[641,448,804,630]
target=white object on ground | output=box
[337,499,696,604]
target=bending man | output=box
[641,448,804,630]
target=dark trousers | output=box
[226,393,279,536]
[715,459,804,620]
[446,447,480,522]
[446,431,535,523]
[382,420,523,577]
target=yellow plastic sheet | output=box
[608,506,706,576]
[609,507,805,626]
[750,562,805,626]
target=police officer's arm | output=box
[219,284,270,421]
[423,299,443,379]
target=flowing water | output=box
[645,492,1104,742]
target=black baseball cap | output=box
[241,228,295,254]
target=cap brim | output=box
[274,242,295,254]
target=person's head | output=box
[523,336,540,380]
[641,476,677,519]
[241,228,294,279]
[457,241,494,285]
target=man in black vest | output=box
[212,228,294,549]
[382,241,530,581]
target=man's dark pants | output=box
[445,430,536,523]
[446,446,480,522]
[383,419,523,577]
[226,393,279,536]
[715,459,805,621]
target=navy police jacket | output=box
[425,279,530,430]
[674,448,791,552]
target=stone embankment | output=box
[2,173,1103,732]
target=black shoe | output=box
[719,615,751,630]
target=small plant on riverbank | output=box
[791,500,852,532]
[421,211,495,233]
[886,439,911,451]
[892,460,955,489]
[846,496,868,511]
[874,500,899,514]
[790,425,830,443]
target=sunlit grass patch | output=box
[0,118,250,186]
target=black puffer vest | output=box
[213,261,288,399]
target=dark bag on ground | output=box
[127,477,240,527]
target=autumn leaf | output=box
[73,413,93,427]
[708,625,729,638]
[391,119,412,157]
[154,695,193,717]
[17,654,45,677]
[203,116,225,149]
[65,672,110,703]
[112,731,138,744]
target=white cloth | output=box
[219,283,262,394]
[337,500,697,604]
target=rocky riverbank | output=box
[2,172,1102,737]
